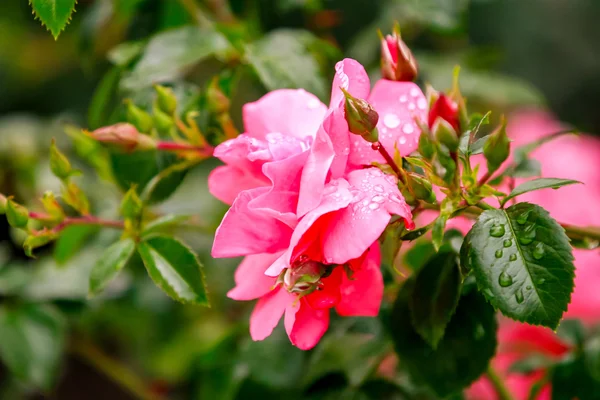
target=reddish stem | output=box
[156,141,213,157]
[29,212,124,233]
[477,170,493,186]
[372,142,406,184]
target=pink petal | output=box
[336,244,383,316]
[348,80,427,167]
[227,253,282,301]
[320,168,413,264]
[566,249,600,322]
[250,287,293,341]
[213,134,270,177]
[208,165,268,205]
[284,298,330,350]
[329,58,371,109]
[243,89,327,141]
[212,187,293,258]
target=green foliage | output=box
[29,0,76,40]
[89,238,136,296]
[0,304,66,390]
[391,279,497,397]
[461,203,575,329]
[137,236,208,305]
[502,178,581,206]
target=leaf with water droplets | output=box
[460,202,575,329]
[409,250,462,349]
[30,0,77,40]
[501,178,581,206]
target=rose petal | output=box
[227,253,282,301]
[250,287,293,341]
[208,165,268,205]
[284,298,330,350]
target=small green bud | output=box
[6,198,29,228]
[126,101,154,133]
[341,88,380,142]
[120,187,143,219]
[483,118,510,174]
[0,194,7,215]
[62,181,90,215]
[89,123,157,152]
[23,230,57,258]
[50,139,73,180]
[418,130,436,160]
[407,173,436,204]
[41,191,64,221]
[206,79,230,114]
[153,107,175,135]
[154,85,178,115]
[432,118,459,152]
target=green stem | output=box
[486,366,515,400]
[70,338,166,400]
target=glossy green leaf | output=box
[89,238,136,296]
[0,304,66,390]
[461,202,575,329]
[246,29,334,101]
[53,225,98,265]
[502,178,581,206]
[432,214,448,251]
[30,0,76,40]
[391,280,497,397]
[137,236,208,305]
[121,26,231,91]
[142,215,190,239]
[410,250,462,349]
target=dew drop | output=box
[389,194,403,204]
[384,114,401,129]
[533,242,545,260]
[498,271,513,287]
[489,224,505,237]
[526,285,532,290]
[374,185,384,193]
[399,137,407,145]
[410,87,421,97]
[399,94,408,103]
[402,124,415,134]
[417,98,428,110]
[518,224,536,245]
[408,103,416,110]
[495,250,503,258]
[368,203,380,210]
[372,195,385,203]
[518,234,534,246]
[342,147,350,155]
[515,289,524,304]
[483,288,495,299]
[371,142,381,150]
[307,98,320,109]
[503,239,512,248]
[536,278,546,285]
[516,211,530,225]
[509,254,517,261]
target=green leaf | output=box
[460,202,575,329]
[137,236,208,305]
[552,345,600,399]
[502,178,581,206]
[432,214,448,251]
[142,215,190,239]
[121,26,232,91]
[391,280,497,397]
[402,241,436,271]
[410,250,462,349]
[0,304,66,390]
[246,29,335,101]
[30,0,76,40]
[53,225,99,265]
[89,238,136,296]
[513,129,578,165]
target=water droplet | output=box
[402,124,414,134]
[495,250,503,258]
[417,98,427,110]
[383,114,401,129]
[503,239,512,248]
[410,87,421,97]
[371,142,381,150]
[368,203,380,210]
[374,185,384,193]
[307,98,320,109]
[489,224,505,237]
[399,94,408,103]
[399,137,407,145]
[536,278,546,285]
[498,271,513,287]
[509,254,517,261]
[389,194,402,204]
[342,147,350,155]
[483,288,495,299]
[533,242,545,260]
[518,232,535,245]
[516,210,530,225]
[515,289,524,304]
[408,103,416,110]
[372,195,385,203]
[526,285,532,290]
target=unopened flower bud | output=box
[41,191,64,221]
[407,173,436,204]
[88,123,157,152]
[154,85,178,115]
[432,118,459,152]
[206,79,231,114]
[126,101,154,133]
[24,230,57,258]
[342,88,380,143]
[0,194,7,215]
[153,107,175,136]
[120,187,143,219]
[428,94,460,131]
[6,198,29,228]
[62,181,90,215]
[50,139,73,180]
[380,25,418,82]
[418,130,435,160]
[280,258,327,295]
[483,118,510,174]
